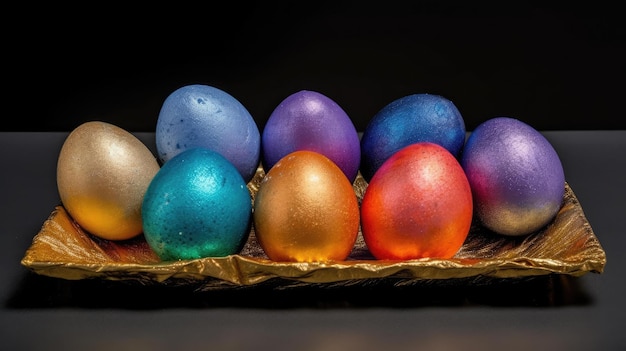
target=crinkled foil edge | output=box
[21,172,607,288]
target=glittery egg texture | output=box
[56,121,160,241]
[253,150,360,262]
[461,117,565,236]
[261,90,361,182]
[360,142,473,260]
[156,84,261,182]
[360,93,466,182]
[142,147,252,261]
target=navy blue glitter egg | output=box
[360,93,466,182]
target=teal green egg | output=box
[142,147,252,261]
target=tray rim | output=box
[21,181,607,287]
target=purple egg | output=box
[261,90,361,182]
[461,117,565,236]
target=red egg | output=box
[360,142,473,260]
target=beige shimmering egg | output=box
[57,121,160,240]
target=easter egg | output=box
[460,117,565,236]
[253,150,360,262]
[360,142,473,260]
[156,84,261,182]
[56,121,160,241]
[142,147,252,260]
[261,90,361,182]
[360,93,466,182]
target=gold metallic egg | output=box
[253,150,360,262]
[57,121,160,241]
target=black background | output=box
[6,1,626,132]
[3,3,626,348]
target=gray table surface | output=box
[1,131,624,350]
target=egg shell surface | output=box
[142,147,252,261]
[253,150,360,262]
[360,93,466,182]
[360,142,473,260]
[56,121,160,241]
[261,90,361,182]
[156,84,261,182]
[461,117,565,236]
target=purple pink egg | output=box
[461,117,565,236]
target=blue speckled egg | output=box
[156,84,261,182]
[461,117,565,236]
[360,93,466,182]
[261,90,361,182]
[142,147,252,261]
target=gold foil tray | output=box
[21,171,606,289]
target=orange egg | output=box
[360,142,473,260]
[253,150,360,262]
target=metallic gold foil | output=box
[21,167,606,288]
